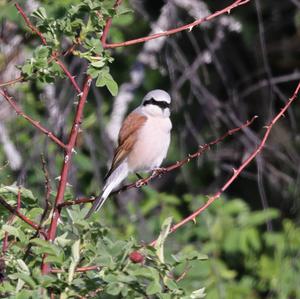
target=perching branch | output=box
[101,0,250,48]
[58,115,258,209]
[151,80,300,244]
[0,89,67,149]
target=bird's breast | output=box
[127,116,172,172]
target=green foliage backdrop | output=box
[0,0,300,298]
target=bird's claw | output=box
[152,167,167,176]
[135,179,147,188]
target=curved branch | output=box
[0,89,67,149]
[0,196,46,237]
[102,0,250,48]
[14,4,82,94]
[59,115,257,209]
[0,77,24,88]
[149,81,300,246]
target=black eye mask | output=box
[143,97,170,109]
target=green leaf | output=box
[155,217,172,263]
[96,72,106,87]
[190,287,206,298]
[106,282,122,295]
[172,250,208,265]
[91,59,105,68]
[87,66,100,79]
[14,273,36,289]
[68,239,81,284]
[16,259,30,274]
[31,7,47,20]
[146,280,162,295]
[105,75,118,96]
[30,238,61,256]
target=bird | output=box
[85,89,172,218]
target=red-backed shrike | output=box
[85,89,172,218]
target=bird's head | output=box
[141,89,171,118]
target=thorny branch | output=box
[41,75,92,274]
[71,81,300,271]
[58,115,258,209]
[0,0,267,278]
[0,89,67,149]
[1,188,21,254]
[0,195,46,237]
[15,4,82,94]
[101,0,250,48]
[152,80,300,243]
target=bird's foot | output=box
[135,179,147,188]
[152,167,168,177]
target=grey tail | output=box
[84,195,107,219]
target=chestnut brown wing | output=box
[104,112,147,180]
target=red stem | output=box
[42,76,92,274]
[101,0,123,46]
[0,76,24,88]
[0,89,67,149]
[51,265,100,273]
[15,3,47,45]
[149,81,300,246]
[2,189,22,254]
[15,4,82,94]
[53,57,82,94]
[58,115,257,209]
[0,195,46,237]
[102,0,250,49]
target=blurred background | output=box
[1,0,300,297]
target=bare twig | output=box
[15,3,47,45]
[2,188,22,254]
[42,76,92,274]
[0,195,46,237]
[15,4,82,94]
[149,81,300,245]
[0,76,24,88]
[59,115,257,209]
[50,265,100,273]
[0,89,67,149]
[102,0,250,48]
[101,0,123,45]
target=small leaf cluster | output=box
[0,191,206,298]
[20,46,63,83]
[19,0,123,94]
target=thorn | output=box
[232,167,237,174]
[188,25,194,32]
[71,148,77,154]
[77,92,83,97]
[64,155,69,163]
[192,218,196,224]
[227,9,231,14]
[55,176,61,181]
[263,125,270,129]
